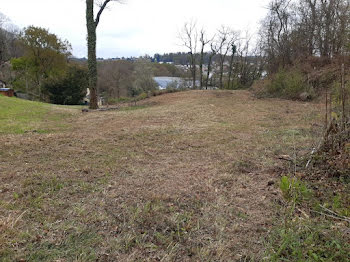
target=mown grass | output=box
[267,218,350,261]
[265,173,350,261]
[1,225,101,262]
[0,172,105,261]
[0,90,325,261]
[119,105,149,111]
[0,95,75,134]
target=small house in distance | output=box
[0,80,15,97]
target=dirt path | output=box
[0,90,322,261]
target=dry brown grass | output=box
[0,90,323,261]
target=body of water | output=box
[153,77,184,89]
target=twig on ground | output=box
[312,205,350,223]
[11,210,27,228]
[320,205,350,222]
[306,139,323,169]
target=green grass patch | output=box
[119,105,148,111]
[280,175,312,203]
[266,218,350,262]
[2,228,102,262]
[0,95,74,134]
[266,175,350,261]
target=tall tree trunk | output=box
[227,45,236,89]
[181,22,197,89]
[219,59,224,89]
[206,43,217,90]
[191,53,196,89]
[86,0,98,109]
[308,0,317,56]
[205,53,214,90]
[199,45,204,90]
[199,30,210,90]
[189,53,196,89]
[227,56,234,89]
[116,78,120,98]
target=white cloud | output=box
[0,0,271,58]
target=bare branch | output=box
[95,0,122,27]
[95,0,111,27]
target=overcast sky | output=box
[0,0,271,58]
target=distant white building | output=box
[0,80,6,88]
[84,88,104,106]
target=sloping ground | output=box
[0,95,79,134]
[0,90,323,261]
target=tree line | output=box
[3,0,348,108]
[0,11,185,106]
[260,0,350,73]
[0,15,88,105]
[258,0,350,149]
[178,22,265,90]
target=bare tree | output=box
[98,60,134,100]
[86,0,121,109]
[317,0,350,57]
[225,30,262,89]
[227,43,237,89]
[205,42,218,90]
[0,12,8,29]
[199,29,211,89]
[180,21,198,89]
[236,32,255,88]
[0,13,18,65]
[217,26,235,89]
[299,0,317,56]
[261,0,350,73]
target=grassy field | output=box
[0,90,324,261]
[0,95,79,134]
